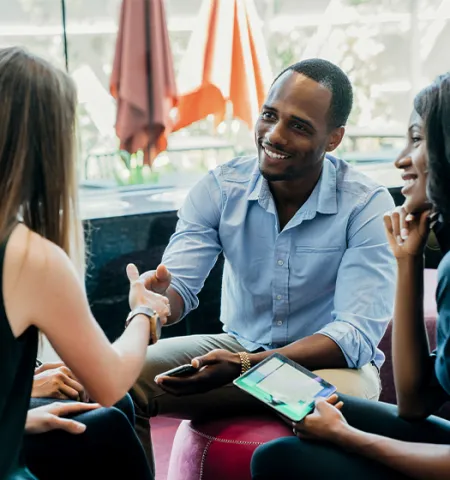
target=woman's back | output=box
[0,229,38,479]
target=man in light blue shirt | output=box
[130,59,396,464]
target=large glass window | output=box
[1,0,449,190]
[0,0,65,68]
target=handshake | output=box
[126,263,173,345]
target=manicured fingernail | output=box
[405,214,414,221]
[76,423,86,432]
[401,228,409,240]
[154,376,162,384]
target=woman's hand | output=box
[126,263,171,325]
[383,207,431,259]
[25,402,100,435]
[155,349,242,396]
[293,395,347,443]
[32,362,87,401]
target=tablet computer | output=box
[233,353,336,422]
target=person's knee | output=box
[114,393,135,425]
[94,406,133,439]
[251,438,304,479]
[313,364,380,401]
[251,441,282,479]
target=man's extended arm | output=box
[141,170,224,325]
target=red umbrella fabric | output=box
[111,0,178,166]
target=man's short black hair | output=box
[273,58,353,129]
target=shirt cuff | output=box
[169,277,199,320]
[316,320,373,369]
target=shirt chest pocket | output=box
[289,245,344,292]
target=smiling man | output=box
[130,59,396,466]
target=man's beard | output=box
[258,159,300,182]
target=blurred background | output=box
[0,0,446,193]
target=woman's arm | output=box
[5,226,169,406]
[336,422,450,480]
[385,209,446,418]
[296,398,450,480]
[392,255,442,417]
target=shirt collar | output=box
[247,155,338,215]
[316,155,338,215]
[247,159,263,201]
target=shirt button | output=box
[277,260,284,266]
[276,294,282,300]
[277,320,283,326]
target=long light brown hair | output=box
[0,47,85,276]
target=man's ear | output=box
[326,126,345,152]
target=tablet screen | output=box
[234,354,336,421]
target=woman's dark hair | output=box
[414,73,450,223]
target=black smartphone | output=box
[159,364,198,378]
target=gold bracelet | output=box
[237,352,251,376]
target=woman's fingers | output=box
[383,212,393,235]
[59,383,81,400]
[399,207,409,240]
[391,208,402,244]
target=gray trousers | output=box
[130,333,380,473]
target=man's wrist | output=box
[248,351,270,366]
[237,352,251,375]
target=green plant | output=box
[112,151,161,186]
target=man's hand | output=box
[293,395,347,443]
[25,402,100,435]
[32,363,86,401]
[155,349,241,396]
[139,264,172,295]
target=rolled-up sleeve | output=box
[317,188,396,368]
[162,170,223,319]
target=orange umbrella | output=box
[173,0,272,132]
[110,0,177,166]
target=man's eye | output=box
[292,123,307,132]
[412,136,422,145]
[261,111,275,120]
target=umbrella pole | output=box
[60,0,69,72]
[144,0,154,166]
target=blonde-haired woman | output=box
[0,47,168,479]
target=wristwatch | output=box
[125,306,162,342]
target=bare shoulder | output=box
[4,224,78,336]
[5,224,73,282]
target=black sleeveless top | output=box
[0,230,38,479]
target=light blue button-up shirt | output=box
[162,155,396,368]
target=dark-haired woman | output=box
[251,73,450,479]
